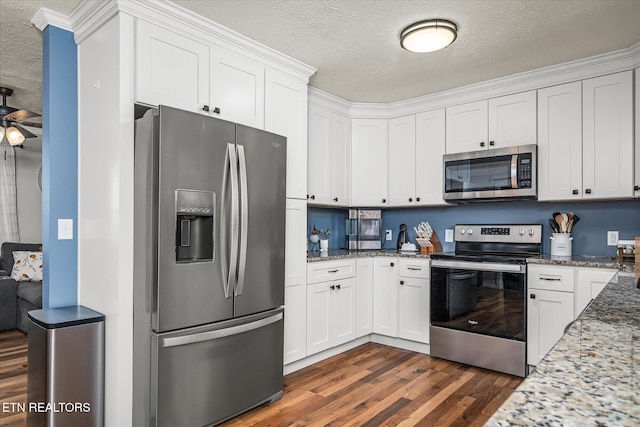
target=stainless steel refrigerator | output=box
[132,105,286,426]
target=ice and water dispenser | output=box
[175,189,215,262]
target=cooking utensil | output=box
[548,218,559,233]
[568,215,580,233]
[552,211,561,220]
[555,215,564,233]
[560,214,569,233]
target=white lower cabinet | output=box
[306,260,357,356]
[372,257,430,344]
[527,264,616,366]
[372,257,398,337]
[397,259,430,343]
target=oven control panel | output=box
[455,224,542,243]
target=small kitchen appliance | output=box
[430,223,542,377]
[443,144,537,202]
[397,224,410,250]
[346,209,382,250]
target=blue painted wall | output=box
[42,26,78,308]
[309,200,640,255]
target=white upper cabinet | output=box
[265,70,308,199]
[388,115,416,206]
[537,82,583,201]
[582,71,634,199]
[307,104,351,206]
[135,20,210,113]
[351,119,388,207]
[446,91,536,154]
[210,48,265,129]
[488,91,537,148]
[415,109,446,206]
[388,111,446,207]
[446,100,488,154]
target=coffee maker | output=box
[397,224,409,250]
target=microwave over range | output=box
[443,144,537,202]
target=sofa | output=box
[0,242,43,333]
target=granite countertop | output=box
[306,248,431,262]
[527,254,621,269]
[486,265,640,426]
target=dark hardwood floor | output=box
[0,330,28,427]
[0,332,521,427]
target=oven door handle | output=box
[431,259,526,273]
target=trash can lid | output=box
[28,305,105,329]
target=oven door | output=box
[430,259,526,341]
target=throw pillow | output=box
[11,251,43,282]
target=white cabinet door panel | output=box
[574,268,616,316]
[397,277,429,343]
[307,104,331,203]
[307,282,332,356]
[333,278,357,346]
[582,71,634,199]
[537,82,583,201]
[488,91,537,149]
[446,101,488,154]
[372,258,397,337]
[331,113,351,206]
[211,49,265,129]
[136,20,210,112]
[265,71,308,199]
[415,109,446,205]
[527,289,574,365]
[351,119,388,206]
[388,115,416,206]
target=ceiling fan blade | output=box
[12,123,37,138]
[20,120,42,128]
[5,109,40,121]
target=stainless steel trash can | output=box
[27,305,104,427]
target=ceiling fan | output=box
[0,86,42,148]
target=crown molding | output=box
[31,8,72,32]
[308,87,352,115]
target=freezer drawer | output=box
[151,309,284,427]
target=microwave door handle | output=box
[511,154,518,189]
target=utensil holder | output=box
[550,233,572,257]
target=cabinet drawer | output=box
[307,259,356,284]
[528,265,574,292]
[398,259,430,279]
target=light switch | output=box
[58,219,73,240]
[445,229,454,243]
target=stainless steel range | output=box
[430,224,542,377]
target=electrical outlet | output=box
[607,230,619,246]
[445,229,454,243]
[385,230,392,241]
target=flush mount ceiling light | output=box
[400,19,458,53]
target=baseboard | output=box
[284,335,431,375]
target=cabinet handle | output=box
[330,285,335,290]
[336,284,341,290]
[480,142,485,147]
[407,267,421,271]
[540,276,561,281]
[328,269,338,273]
[310,195,316,200]
[213,107,221,114]
[409,198,413,202]
[489,141,495,146]
[635,185,640,191]
[585,189,592,194]
[382,199,386,203]
[400,280,405,285]
[334,197,338,202]
[202,105,210,112]
[530,294,536,299]
[416,197,421,202]
[390,262,395,267]
[572,189,579,195]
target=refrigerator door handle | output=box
[161,312,283,348]
[236,144,248,296]
[220,143,239,298]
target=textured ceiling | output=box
[1,0,640,113]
